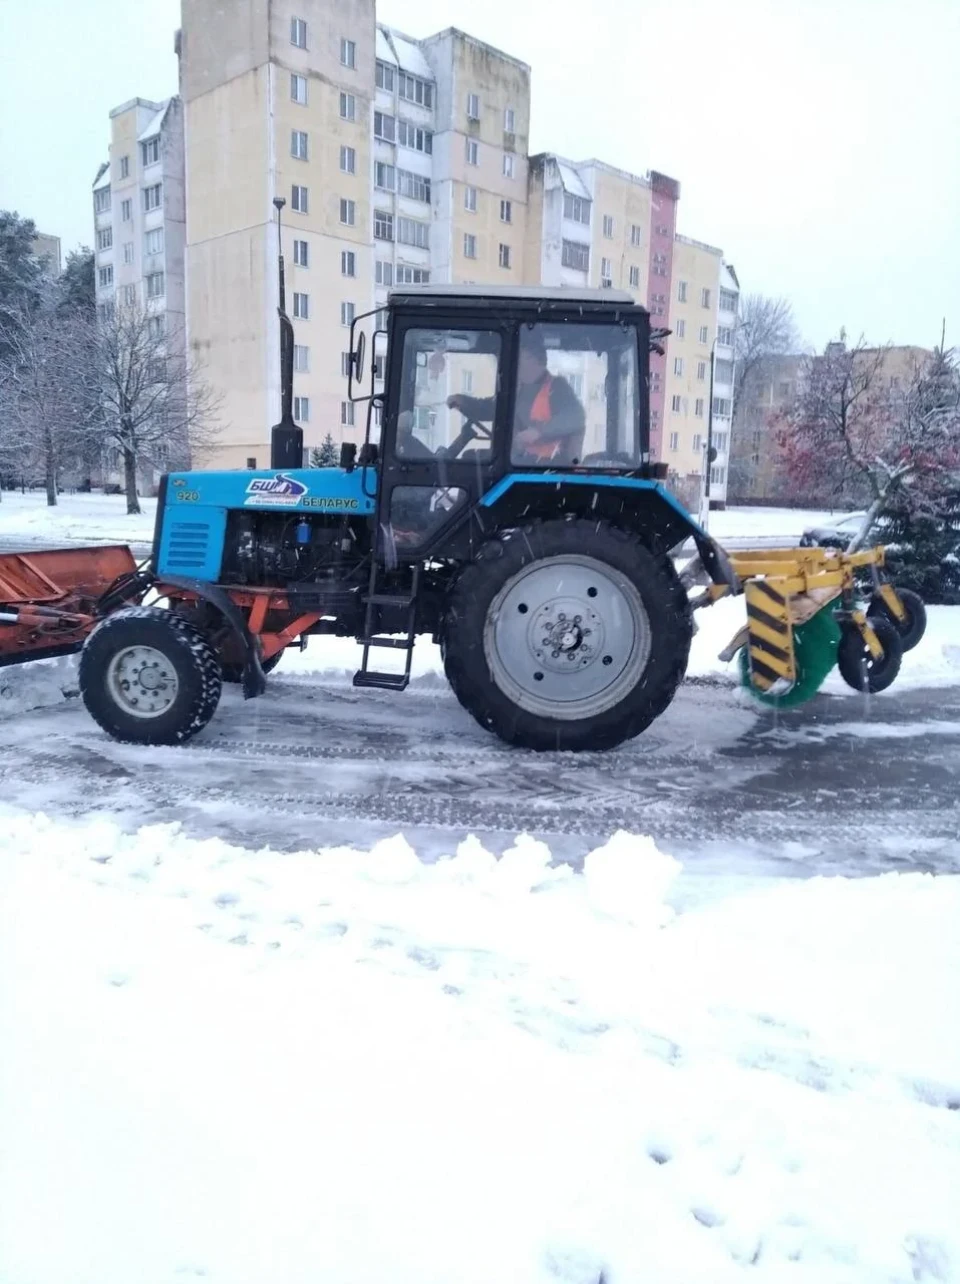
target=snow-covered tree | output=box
[311,433,339,467]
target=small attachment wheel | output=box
[80,606,222,745]
[836,614,903,694]
[869,587,926,652]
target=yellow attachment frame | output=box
[692,545,900,695]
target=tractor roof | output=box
[388,284,644,312]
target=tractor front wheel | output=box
[443,519,692,752]
[80,606,223,745]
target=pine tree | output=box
[311,433,338,467]
[883,490,960,604]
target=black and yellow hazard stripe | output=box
[744,579,795,692]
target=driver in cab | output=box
[446,330,586,465]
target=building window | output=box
[291,129,308,160]
[293,344,310,372]
[669,431,679,450]
[719,288,738,313]
[713,397,732,418]
[119,155,130,179]
[697,361,707,380]
[293,291,309,319]
[698,325,709,344]
[341,252,356,280]
[710,465,725,486]
[563,193,590,224]
[499,243,511,269]
[600,257,612,287]
[97,302,114,322]
[695,398,704,418]
[340,145,355,174]
[398,169,430,202]
[466,92,480,119]
[340,38,356,68]
[398,71,433,109]
[120,197,131,221]
[141,137,160,167]
[671,395,682,413]
[374,110,396,142]
[629,265,639,288]
[97,265,113,288]
[561,239,589,271]
[677,280,688,303]
[715,359,734,384]
[778,381,792,399]
[463,233,477,259]
[294,395,309,422]
[144,227,163,256]
[147,315,164,339]
[123,241,134,264]
[395,264,429,284]
[94,186,110,213]
[291,184,308,213]
[714,431,728,452]
[673,357,684,376]
[374,209,394,241]
[338,91,356,122]
[341,401,355,426]
[655,223,670,236]
[340,198,355,226]
[464,185,478,212]
[503,154,515,179]
[143,183,162,211]
[341,301,355,326]
[630,223,642,247]
[293,239,309,267]
[675,319,686,338]
[291,73,307,104]
[376,60,395,91]
[504,106,515,132]
[96,227,113,251]
[397,217,429,249]
[375,260,393,286]
[465,138,478,165]
[340,351,352,377]
[717,325,734,346]
[602,214,614,238]
[500,198,512,223]
[291,16,307,47]
[145,271,164,299]
[397,120,432,153]
[375,162,395,191]
[701,287,712,308]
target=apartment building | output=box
[177,1,530,468]
[32,232,62,277]
[92,96,187,479]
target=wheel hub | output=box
[483,554,651,720]
[105,645,179,719]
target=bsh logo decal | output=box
[245,473,309,506]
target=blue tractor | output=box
[77,282,738,751]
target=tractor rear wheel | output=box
[443,519,692,751]
[80,606,223,745]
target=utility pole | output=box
[702,339,717,525]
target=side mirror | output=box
[353,329,366,383]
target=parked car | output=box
[800,512,892,550]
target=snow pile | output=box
[1,811,958,1283]
[0,654,78,715]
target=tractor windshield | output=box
[511,322,640,469]
[395,328,501,460]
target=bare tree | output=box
[0,299,89,505]
[781,334,960,547]
[727,295,800,499]
[79,303,221,514]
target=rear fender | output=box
[477,475,738,587]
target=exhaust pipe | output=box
[270,197,303,471]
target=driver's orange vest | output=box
[526,376,561,460]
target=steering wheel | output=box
[436,414,491,460]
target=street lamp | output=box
[702,339,718,525]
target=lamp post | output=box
[702,339,717,526]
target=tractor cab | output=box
[349,286,664,559]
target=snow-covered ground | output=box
[705,506,840,543]
[1,812,958,1283]
[0,490,156,545]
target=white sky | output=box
[1,0,957,349]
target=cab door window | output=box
[395,328,501,460]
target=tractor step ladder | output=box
[353,564,421,692]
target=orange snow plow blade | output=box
[0,545,138,667]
